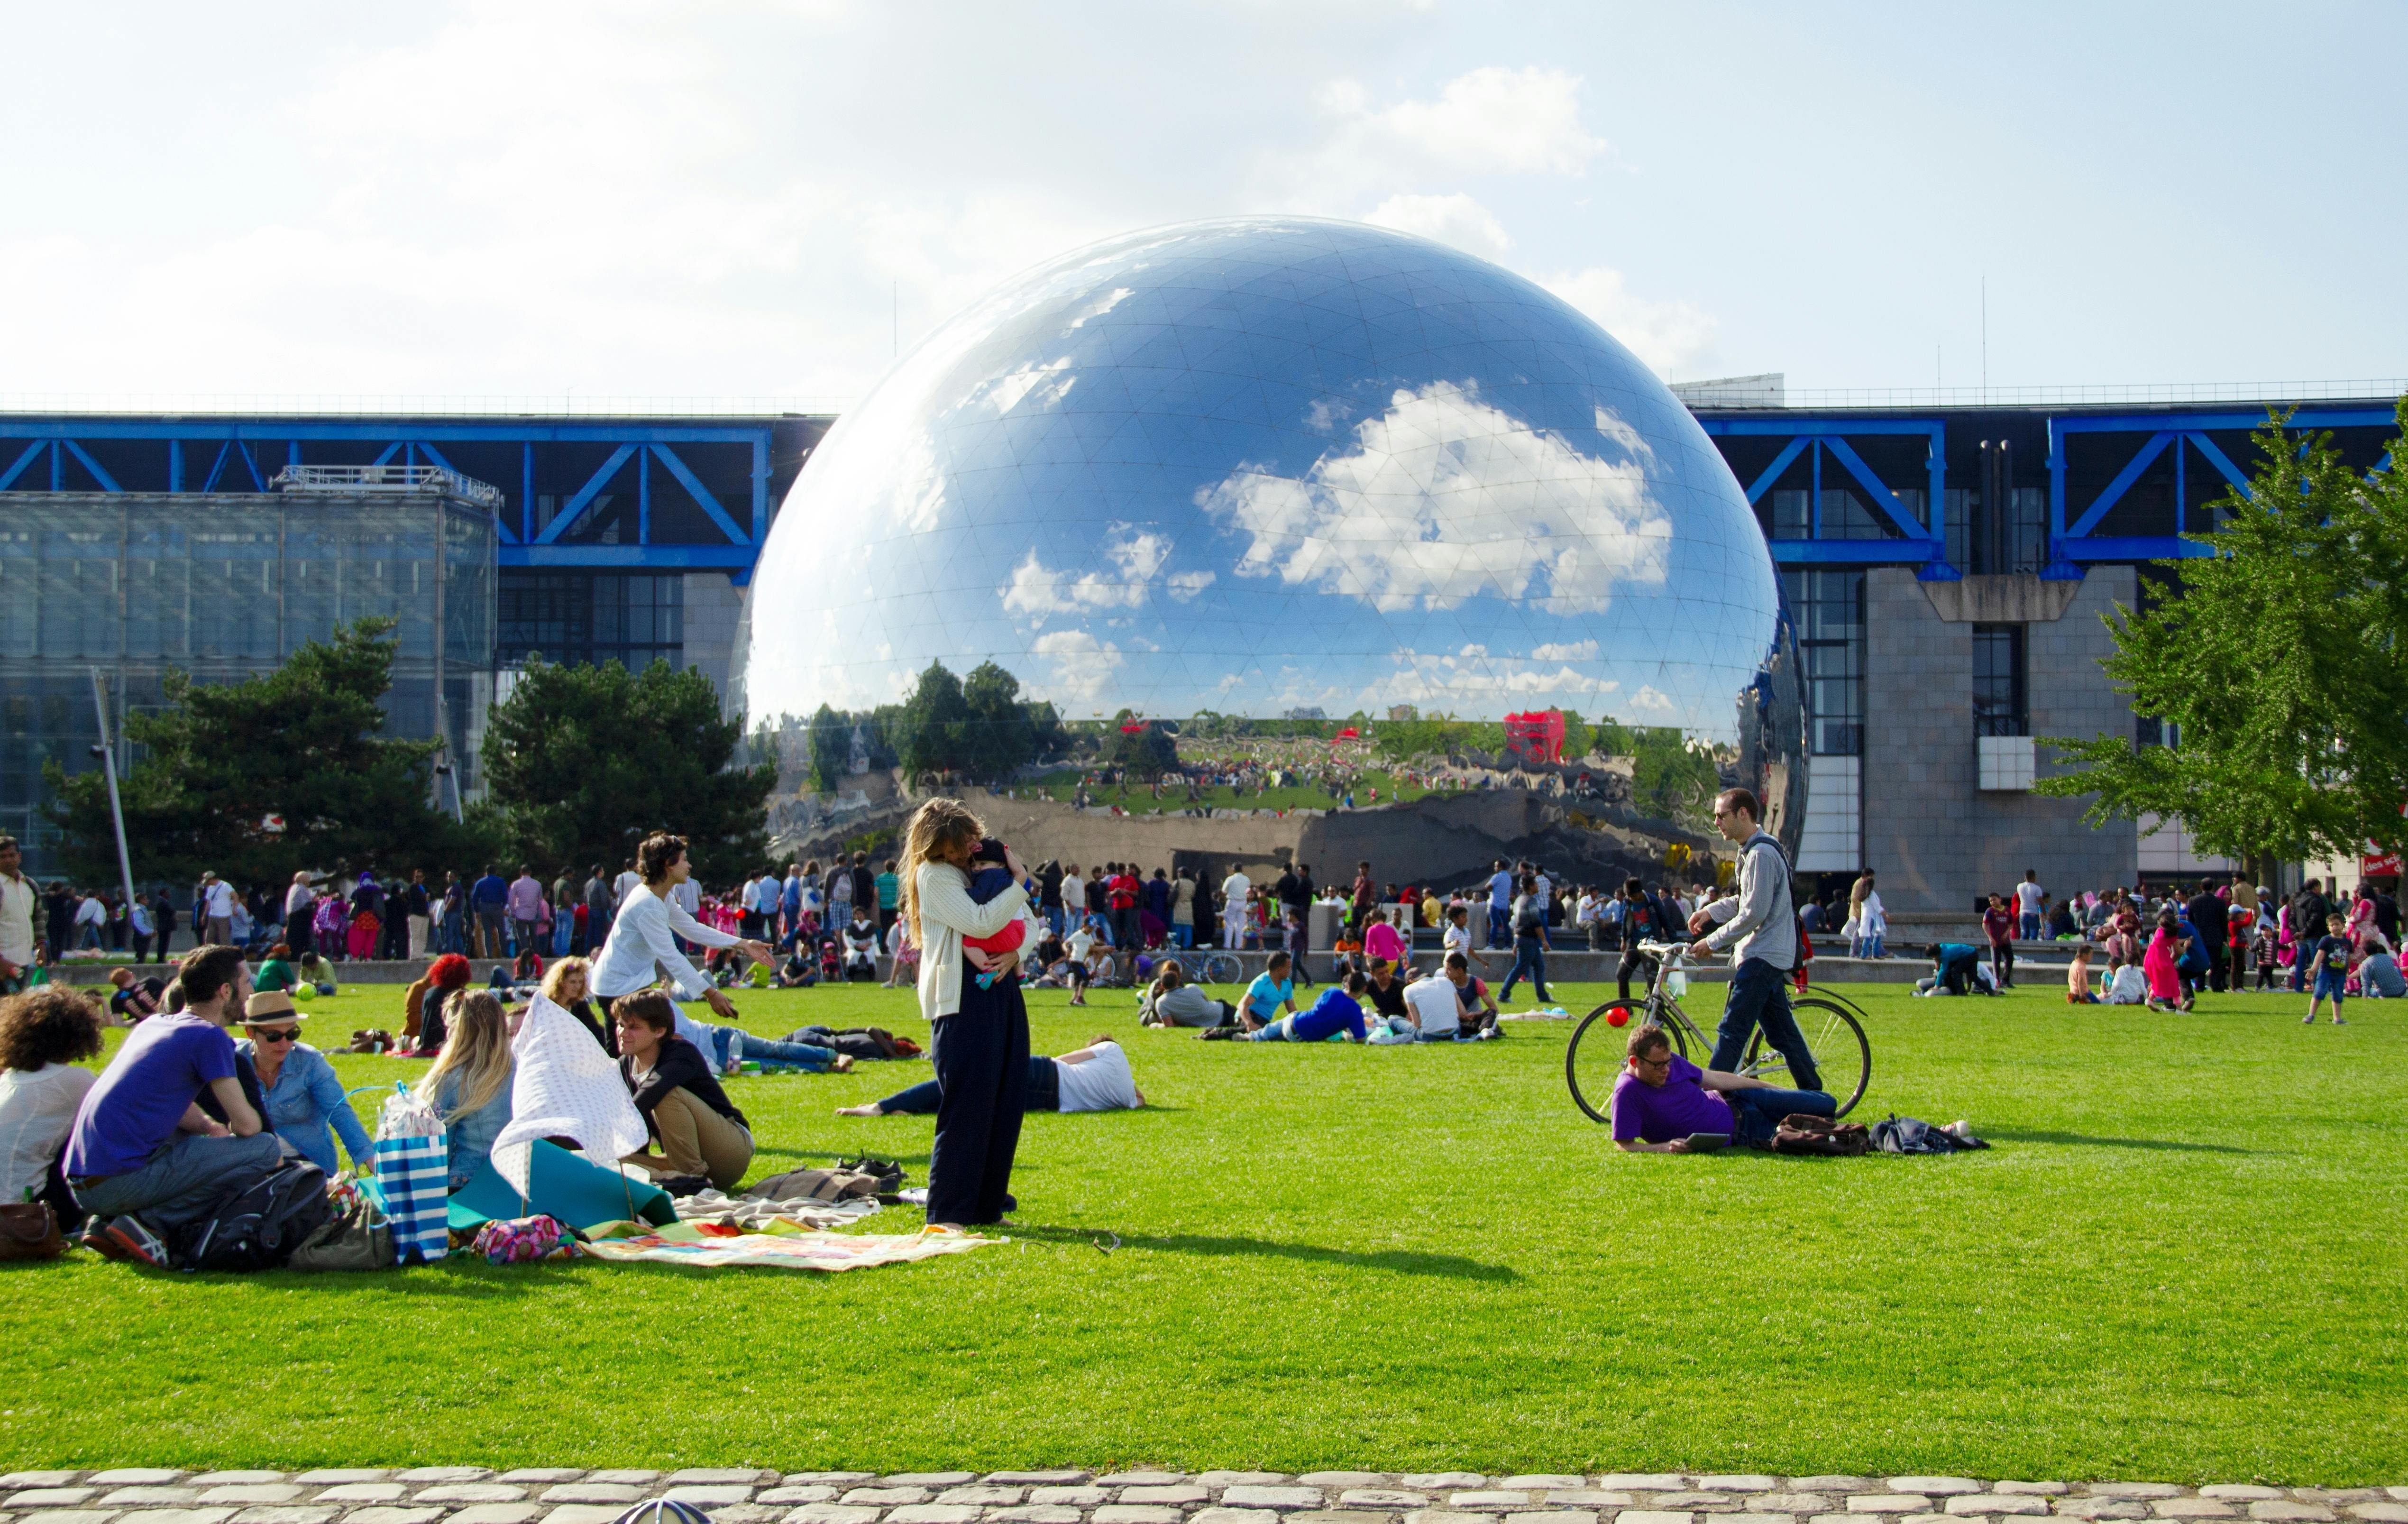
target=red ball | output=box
[1606,1006,1630,1027]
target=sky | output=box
[4,0,2402,411]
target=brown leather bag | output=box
[0,1201,65,1261]
[1770,1113,1871,1157]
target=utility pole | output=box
[87,667,139,918]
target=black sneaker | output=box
[86,1214,170,1268]
[657,1174,712,1199]
[1199,1026,1239,1040]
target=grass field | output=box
[4,975,2403,1480]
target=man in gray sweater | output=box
[1686,787,1822,1092]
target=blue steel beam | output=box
[1768,538,1948,565]
[1819,434,1931,541]
[1741,436,1811,503]
[647,444,751,546]
[502,544,757,570]
[0,440,44,491]
[0,418,780,445]
[2065,430,2174,538]
[2060,535,2214,562]
[62,440,120,491]
[533,444,638,545]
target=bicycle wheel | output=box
[1743,996,1870,1117]
[1565,997,1685,1123]
[1198,953,1242,985]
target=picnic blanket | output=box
[578,1221,999,1272]
[671,1188,880,1231]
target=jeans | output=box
[1852,933,1885,959]
[73,1131,285,1228]
[926,973,1031,1226]
[1709,956,1822,1092]
[1487,905,1510,947]
[475,909,506,958]
[1721,1084,1838,1145]
[880,1056,1057,1115]
[2019,911,2041,939]
[1500,936,1551,1002]
[715,1027,839,1073]
[1170,922,1192,948]
[512,916,540,957]
[1044,906,1066,936]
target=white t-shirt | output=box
[1066,928,1096,966]
[615,870,642,904]
[2015,881,2044,914]
[204,881,235,918]
[1442,922,1472,962]
[1220,873,1250,913]
[0,1063,94,1201]
[75,896,105,927]
[2105,965,2147,1004]
[1053,1041,1139,1112]
[1404,976,1463,1037]
[0,872,34,966]
[670,880,701,916]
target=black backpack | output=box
[169,1160,334,1272]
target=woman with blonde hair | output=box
[538,956,611,1055]
[414,989,514,1190]
[900,797,1032,1229]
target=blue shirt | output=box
[65,1013,237,1179]
[434,1064,515,1191]
[239,1040,373,1173]
[1243,973,1293,1021]
[471,873,508,910]
[1489,871,1514,908]
[783,874,803,913]
[1291,988,1368,1043]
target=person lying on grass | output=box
[1207,969,1410,1043]
[836,1036,1144,1116]
[1610,1021,1836,1153]
[1139,960,1236,1028]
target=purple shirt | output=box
[1291,988,1368,1042]
[1610,1052,1734,1144]
[507,875,543,919]
[63,1013,238,1178]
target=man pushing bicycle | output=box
[1685,787,1822,1093]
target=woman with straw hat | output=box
[236,990,371,1175]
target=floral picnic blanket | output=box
[577,1222,998,1272]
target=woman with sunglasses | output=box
[236,990,371,1175]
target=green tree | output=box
[2037,405,2408,870]
[891,661,971,781]
[1100,710,1180,779]
[44,617,474,885]
[961,661,1036,781]
[808,703,851,795]
[481,657,774,882]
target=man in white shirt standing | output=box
[2015,870,2046,941]
[0,836,37,992]
[1219,866,1251,951]
[199,872,235,946]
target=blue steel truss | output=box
[1695,416,1957,580]
[0,416,783,579]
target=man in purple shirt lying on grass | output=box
[1610,1022,1835,1153]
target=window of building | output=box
[1782,569,1864,755]
[1972,623,2027,736]
[498,572,684,670]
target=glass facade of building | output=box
[498,571,684,670]
[0,490,496,871]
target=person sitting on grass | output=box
[613,990,753,1195]
[1235,950,1299,1032]
[1403,964,1471,1040]
[106,966,164,1024]
[2066,943,2100,1004]
[293,951,338,997]
[1610,1022,1837,1152]
[238,990,371,1177]
[1441,951,1501,1037]
[404,952,476,1055]
[1139,960,1236,1029]
[1363,957,1413,1026]
[0,985,106,1235]
[1914,942,1987,997]
[1025,929,1071,988]
[64,944,276,1265]
[253,944,301,995]
[2305,911,2353,1026]
[1212,968,1373,1043]
[838,1036,1144,1116]
[775,945,819,988]
[2103,950,2148,1005]
[417,989,515,1191]
[2358,939,2406,999]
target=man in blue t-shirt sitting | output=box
[1234,950,1299,1033]
[1609,1021,1834,1152]
[1243,970,1371,1043]
[66,944,279,1264]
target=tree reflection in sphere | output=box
[739,216,1803,842]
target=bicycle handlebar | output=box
[1637,938,1708,960]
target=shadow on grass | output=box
[1005,1223,1518,1281]
[1982,1126,2259,1155]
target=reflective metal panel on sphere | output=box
[740,217,1800,825]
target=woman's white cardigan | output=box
[914,861,1030,1024]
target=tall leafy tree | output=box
[961,660,1036,781]
[892,661,971,782]
[2037,404,2408,872]
[808,703,851,795]
[481,657,774,881]
[44,617,471,885]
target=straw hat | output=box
[243,990,304,1023]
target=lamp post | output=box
[87,667,139,918]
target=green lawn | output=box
[4,978,2404,1480]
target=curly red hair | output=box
[428,953,474,989]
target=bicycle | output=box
[1566,939,1871,1124]
[1195,952,1243,985]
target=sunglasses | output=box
[248,1027,299,1043]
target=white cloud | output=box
[1324,67,1606,176]
[1000,529,1174,617]
[1031,628,1124,706]
[1363,193,1513,262]
[1166,570,1216,600]
[978,356,1076,414]
[1194,379,1673,613]
[1629,684,1676,714]
[1530,638,1599,661]
[1543,267,1718,377]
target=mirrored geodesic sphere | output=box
[740,216,1800,826]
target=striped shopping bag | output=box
[366,1084,450,1264]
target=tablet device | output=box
[1684,1132,1732,1153]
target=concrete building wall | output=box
[1864,567,2138,917]
[681,573,746,696]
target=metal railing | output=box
[270,462,506,510]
